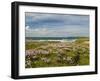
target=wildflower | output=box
[41,57,51,63]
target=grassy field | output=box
[25,38,89,68]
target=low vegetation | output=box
[25,38,89,68]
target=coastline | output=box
[26,39,76,42]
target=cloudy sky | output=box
[25,12,89,37]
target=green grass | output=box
[25,38,89,68]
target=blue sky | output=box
[25,12,89,37]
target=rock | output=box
[32,56,38,60]
[63,57,66,61]
[41,58,51,63]
[66,56,74,64]
[25,60,31,67]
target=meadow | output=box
[25,37,89,68]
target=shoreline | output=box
[26,39,76,42]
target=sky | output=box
[25,12,89,37]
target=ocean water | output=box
[25,37,78,42]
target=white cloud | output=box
[34,28,40,32]
[25,25,89,37]
[25,26,30,30]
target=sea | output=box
[25,37,79,42]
